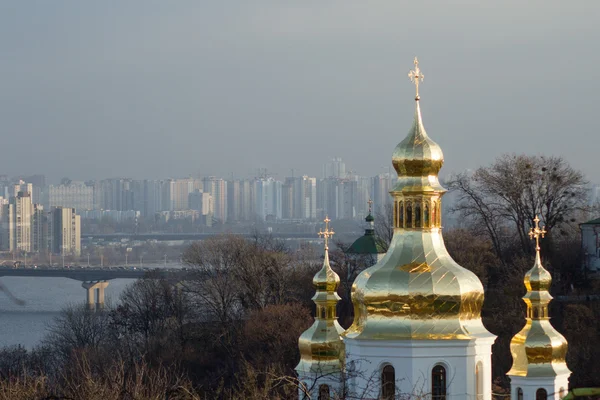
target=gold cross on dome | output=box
[528,215,546,251]
[318,216,335,250]
[367,199,373,214]
[408,57,424,100]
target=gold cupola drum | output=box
[508,216,571,399]
[296,217,345,398]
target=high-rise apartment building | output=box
[143,179,165,217]
[167,179,192,211]
[49,181,94,212]
[13,181,33,198]
[189,189,212,215]
[203,177,227,222]
[161,178,203,211]
[282,178,294,220]
[32,204,47,253]
[49,207,81,256]
[227,180,241,221]
[282,176,317,220]
[239,180,254,221]
[16,175,45,204]
[317,178,341,220]
[253,178,282,221]
[99,179,134,211]
[323,157,347,179]
[2,192,34,252]
[301,176,317,220]
[370,173,394,213]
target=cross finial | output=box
[408,57,424,100]
[528,215,547,251]
[318,216,335,250]
[367,199,373,214]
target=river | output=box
[0,277,135,348]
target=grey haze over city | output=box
[1,1,599,183]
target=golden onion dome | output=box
[313,252,341,293]
[391,100,446,194]
[344,58,493,342]
[392,100,444,178]
[508,219,570,378]
[296,219,345,375]
[524,252,552,292]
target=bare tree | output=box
[374,203,394,250]
[43,304,111,363]
[110,275,193,359]
[448,154,589,257]
[182,234,246,325]
[233,243,294,310]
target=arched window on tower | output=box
[318,384,330,400]
[399,201,404,227]
[431,201,437,227]
[424,203,430,227]
[406,202,413,227]
[536,388,548,400]
[517,388,523,400]
[415,203,422,228]
[432,365,447,399]
[381,365,395,400]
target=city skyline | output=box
[5,153,600,186]
[1,2,599,183]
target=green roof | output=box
[347,232,387,254]
[581,217,600,225]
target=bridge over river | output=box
[0,267,188,310]
[82,232,325,242]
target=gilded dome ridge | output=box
[344,59,494,342]
[508,216,570,378]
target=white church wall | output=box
[345,337,494,399]
[510,375,570,400]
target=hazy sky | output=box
[1,1,599,184]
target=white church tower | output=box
[342,58,496,399]
[508,216,571,400]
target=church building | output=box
[346,201,387,265]
[296,58,571,400]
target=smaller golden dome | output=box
[508,218,570,378]
[296,218,345,375]
[313,254,341,293]
[524,252,552,292]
